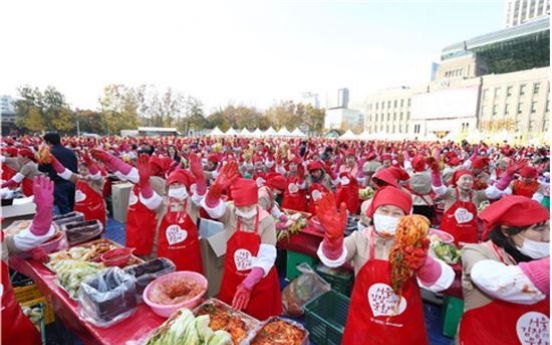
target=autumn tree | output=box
[75,109,104,134]
[99,84,140,135]
[135,85,186,127]
[14,86,75,133]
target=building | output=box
[324,108,363,131]
[337,88,350,109]
[1,95,17,136]
[363,16,550,143]
[504,0,550,27]
[300,91,320,109]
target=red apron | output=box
[156,199,203,273]
[74,179,106,231]
[513,180,540,198]
[336,175,360,215]
[1,260,42,345]
[458,243,550,345]
[440,188,479,246]
[282,177,307,212]
[218,208,282,320]
[1,164,16,182]
[126,185,158,256]
[341,229,428,345]
[307,182,329,216]
[21,177,33,197]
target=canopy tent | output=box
[252,128,263,137]
[357,130,372,141]
[371,131,388,140]
[209,127,224,136]
[239,127,252,136]
[277,127,291,136]
[422,132,439,142]
[225,127,238,136]
[290,128,306,137]
[441,131,458,142]
[264,127,277,136]
[339,129,357,140]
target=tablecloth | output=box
[9,256,165,345]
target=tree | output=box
[181,96,205,134]
[99,84,140,135]
[14,85,75,133]
[75,109,104,134]
[135,86,186,127]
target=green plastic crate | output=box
[442,296,464,338]
[286,251,317,281]
[304,290,350,345]
[315,263,354,296]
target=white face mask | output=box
[168,187,188,201]
[373,214,400,238]
[517,237,550,259]
[340,177,350,185]
[236,207,257,219]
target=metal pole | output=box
[77,120,80,136]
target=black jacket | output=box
[38,145,78,183]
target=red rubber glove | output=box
[189,154,206,195]
[50,155,66,174]
[403,238,430,271]
[137,154,153,198]
[276,222,288,231]
[469,145,479,161]
[91,148,132,174]
[30,176,54,236]
[316,193,347,260]
[232,284,252,311]
[205,161,240,207]
[425,156,440,173]
[81,152,99,175]
[1,179,18,189]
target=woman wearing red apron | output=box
[440,187,479,246]
[2,176,57,345]
[92,149,164,257]
[459,196,550,345]
[200,163,282,320]
[316,188,455,344]
[305,161,332,216]
[282,157,307,212]
[156,169,203,273]
[335,171,360,215]
[1,147,40,197]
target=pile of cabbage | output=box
[146,308,232,345]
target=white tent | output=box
[357,130,372,141]
[264,127,277,136]
[209,127,224,136]
[441,131,457,142]
[225,127,238,136]
[291,128,306,137]
[239,127,252,136]
[422,132,439,141]
[372,131,388,140]
[252,128,263,137]
[277,127,291,136]
[339,129,357,140]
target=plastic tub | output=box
[429,228,455,244]
[101,248,134,268]
[143,271,208,318]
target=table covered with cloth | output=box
[9,256,165,345]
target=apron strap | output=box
[167,198,188,222]
[488,241,516,265]
[236,206,261,234]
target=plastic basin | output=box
[429,228,455,244]
[101,248,134,268]
[143,271,208,318]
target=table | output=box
[2,197,36,227]
[9,256,165,345]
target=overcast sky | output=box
[1,0,504,113]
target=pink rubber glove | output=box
[434,148,442,161]
[30,176,54,236]
[50,156,66,174]
[1,179,18,189]
[189,154,206,196]
[469,145,479,161]
[276,222,288,231]
[431,169,443,187]
[402,150,411,162]
[232,284,252,311]
[279,214,288,223]
[137,154,153,198]
[416,255,442,286]
[91,148,132,175]
[519,257,550,294]
[242,267,264,290]
[81,153,99,175]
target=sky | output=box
[1,0,505,114]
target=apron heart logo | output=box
[75,190,86,203]
[288,183,299,194]
[516,311,550,345]
[166,225,188,245]
[454,207,473,224]
[341,177,350,185]
[234,249,253,271]
[368,283,407,317]
[129,192,138,206]
[312,190,322,201]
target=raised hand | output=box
[189,154,204,178]
[214,161,241,190]
[315,192,347,240]
[506,159,526,176]
[137,154,151,187]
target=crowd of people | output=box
[1,132,549,345]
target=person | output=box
[167,144,182,163]
[316,188,454,345]
[504,165,544,199]
[458,196,549,345]
[2,176,57,345]
[199,161,282,320]
[336,150,361,214]
[258,173,288,222]
[39,133,78,214]
[305,160,332,216]
[1,146,20,183]
[431,158,523,246]
[44,151,107,230]
[281,156,308,212]
[138,153,204,272]
[1,147,41,196]
[91,149,166,258]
